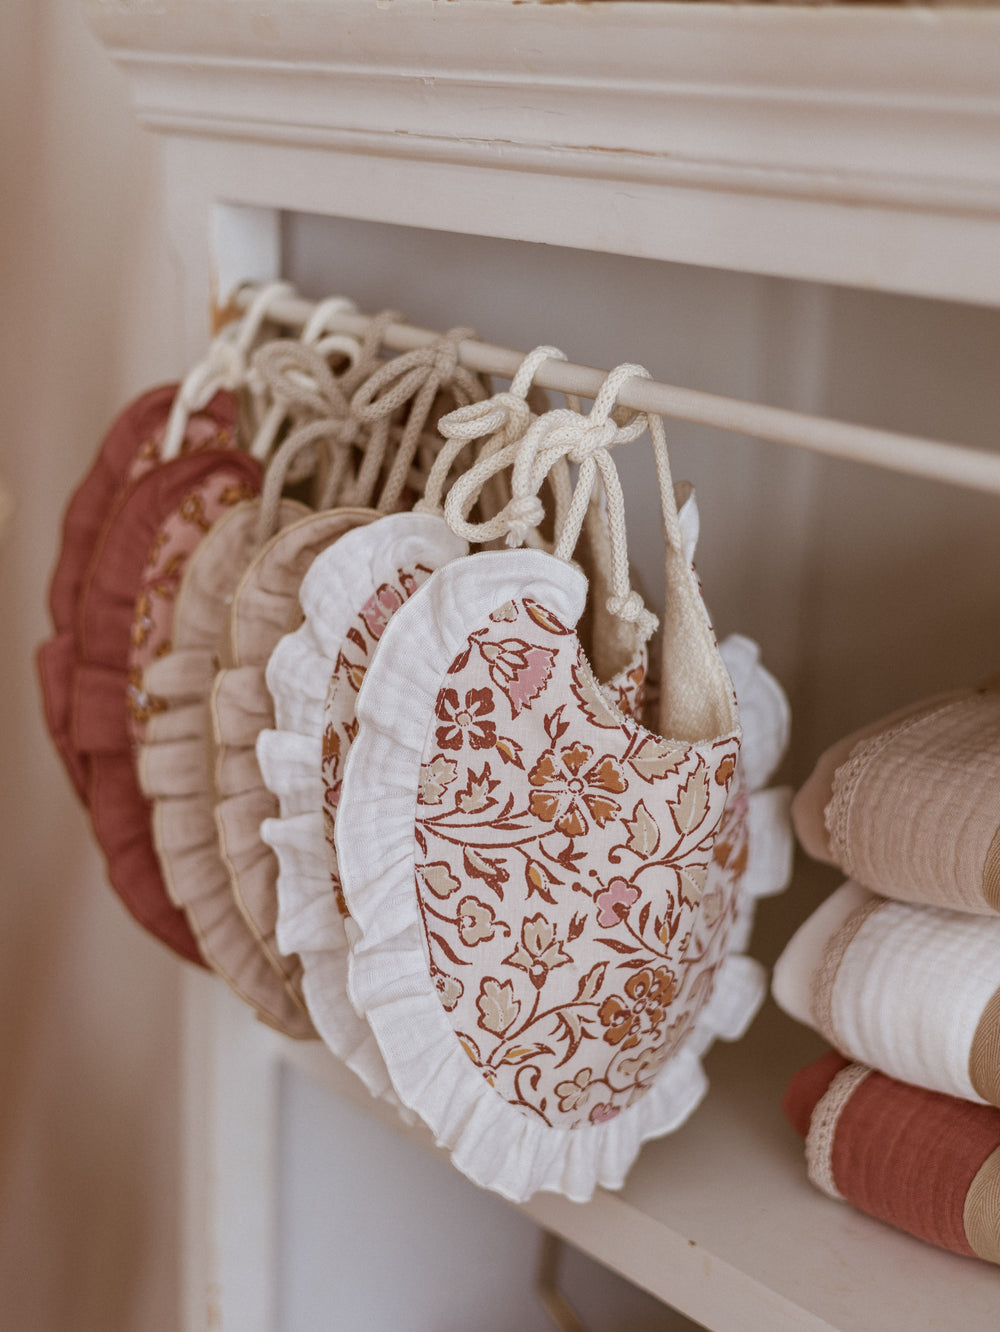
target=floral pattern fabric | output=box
[600,648,646,724]
[412,596,738,1129]
[127,470,256,743]
[320,565,437,911]
[126,401,235,486]
[658,767,749,1053]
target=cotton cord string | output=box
[443,363,662,643]
[421,346,571,540]
[337,308,402,398]
[551,365,661,642]
[253,415,349,549]
[250,328,405,548]
[349,327,486,513]
[249,339,369,510]
[162,281,297,461]
[249,340,355,473]
[437,347,583,547]
[232,287,1000,498]
[251,308,407,508]
[246,303,363,464]
[300,296,362,364]
[317,308,405,506]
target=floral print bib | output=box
[338,545,742,1201]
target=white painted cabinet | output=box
[88,4,1000,1328]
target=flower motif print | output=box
[503,914,572,989]
[179,489,211,531]
[127,469,252,744]
[624,966,676,1028]
[435,688,497,752]
[617,1045,669,1087]
[455,764,500,815]
[589,1103,620,1126]
[126,666,166,726]
[597,971,675,1051]
[528,742,626,838]
[457,896,497,947]
[321,564,438,900]
[131,590,154,650]
[418,755,458,805]
[477,978,520,1035]
[411,595,740,1131]
[473,637,556,716]
[715,753,737,787]
[595,877,640,928]
[598,994,641,1050]
[555,1068,593,1114]
[360,583,405,641]
[571,660,622,729]
[434,973,464,1011]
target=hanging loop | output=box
[253,414,354,549]
[444,361,665,645]
[161,280,297,461]
[347,327,487,513]
[251,340,352,426]
[421,345,566,523]
[349,327,479,424]
[248,339,357,482]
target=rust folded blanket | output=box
[785,1049,1000,1265]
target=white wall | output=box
[0,3,181,1329]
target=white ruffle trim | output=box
[257,512,467,1105]
[337,548,792,1202]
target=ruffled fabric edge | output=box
[337,548,792,1202]
[257,512,468,1102]
[208,511,377,1010]
[76,452,259,966]
[139,501,317,1038]
[38,387,237,805]
[683,636,793,1062]
[226,506,379,665]
[212,667,296,975]
[38,385,179,804]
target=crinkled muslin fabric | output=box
[785,1050,1000,1266]
[336,497,791,1202]
[37,385,236,802]
[772,880,1000,1107]
[210,510,378,1025]
[211,508,379,992]
[792,684,1000,915]
[74,447,260,965]
[258,512,468,1106]
[138,499,318,1035]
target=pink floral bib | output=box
[410,586,737,1128]
[337,546,741,1201]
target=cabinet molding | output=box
[88,0,1000,304]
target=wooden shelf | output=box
[275,993,1000,1332]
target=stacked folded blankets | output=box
[774,681,1000,1263]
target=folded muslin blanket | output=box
[772,880,1000,1107]
[792,685,1000,915]
[785,1049,1000,1265]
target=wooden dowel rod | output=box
[237,288,1000,497]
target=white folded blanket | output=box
[772,880,1000,1107]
